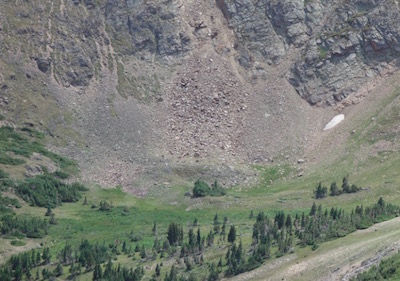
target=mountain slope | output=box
[0,0,400,191]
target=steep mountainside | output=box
[1,0,400,191]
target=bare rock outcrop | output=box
[221,0,400,105]
[2,0,400,189]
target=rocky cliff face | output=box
[1,0,400,189]
[222,0,400,105]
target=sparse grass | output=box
[318,46,328,60]
[10,239,26,247]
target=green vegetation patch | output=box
[0,126,75,170]
[1,215,49,238]
[10,239,26,247]
[192,180,226,197]
[0,193,21,216]
[15,174,87,208]
[318,46,328,60]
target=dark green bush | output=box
[193,180,225,197]
[193,180,211,197]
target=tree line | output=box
[1,196,398,281]
[314,175,361,199]
[0,215,49,238]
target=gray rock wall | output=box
[222,0,400,105]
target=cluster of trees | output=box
[211,214,233,242]
[167,222,184,246]
[162,265,198,281]
[0,193,21,216]
[0,239,145,281]
[223,197,398,278]
[180,228,203,257]
[0,247,51,281]
[1,192,399,281]
[15,174,87,208]
[314,176,360,199]
[224,241,248,276]
[223,211,294,277]
[296,198,398,246]
[192,180,225,198]
[0,215,49,238]
[58,240,109,271]
[93,260,144,281]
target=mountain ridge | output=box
[1,0,400,191]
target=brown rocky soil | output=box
[1,0,400,191]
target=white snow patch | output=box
[323,114,345,130]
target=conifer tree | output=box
[309,202,317,216]
[155,263,161,276]
[330,182,340,196]
[93,263,102,281]
[342,176,350,193]
[227,225,236,243]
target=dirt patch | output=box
[0,239,41,265]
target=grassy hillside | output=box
[1,83,400,281]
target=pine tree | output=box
[168,265,177,281]
[249,210,254,219]
[330,181,340,196]
[45,207,53,216]
[122,241,127,254]
[140,245,146,258]
[93,263,102,281]
[54,263,63,277]
[197,228,201,247]
[309,202,317,216]
[213,213,220,234]
[167,222,183,245]
[227,225,236,243]
[378,197,385,208]
[314,182,327,199]
[275,211,285,229]
[155,263,161,276]
[42,247,51,264]
[342,176,350,193]
[286,214,292,234]
[208,262,218,281]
